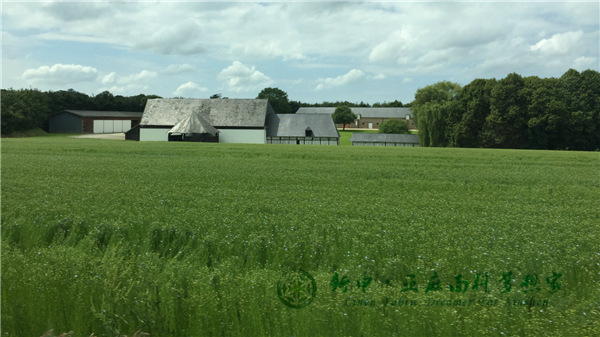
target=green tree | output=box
[559,69,600,150]
[332,106,357,131]
[449,78,496,148]
[411,81,461,147]
[481,73,528,148]
[378,119,410,134]
[522,76,568,150]
[257,87,292,114]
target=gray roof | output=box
[266,114,340,138]
[57,110,143,118]
[168,111,219,135]
[349,133,420,144]
[141,98,274,127]
[296,107,412,119]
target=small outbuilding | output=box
[49,110,143,134]
[266,114,339,145]
[350,133,421,147]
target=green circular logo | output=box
[277,270,317,309]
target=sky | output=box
[2,1,599,105]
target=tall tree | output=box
[560,69,600,150]
[257,87,292,114]
[411,81,461,147]
[481,73,528,148]
[449,78,496,148]
[332,106,357,131]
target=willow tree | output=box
[411,81,461,147]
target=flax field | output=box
[1,137,599,337]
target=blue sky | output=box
[2,1,599,104]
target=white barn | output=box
[137,98,275,143]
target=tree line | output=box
[412,69,599,151]
[256,87,404,115]
[1,89,161,134]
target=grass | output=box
[0,128,79,138]
[1,136,599,337]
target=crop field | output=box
[1,137,599,337]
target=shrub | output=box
[378,119,410,134]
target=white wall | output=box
[218,129,265,144]
[93,120,130,134]
[140,128,169,141]
[140,127,266,143]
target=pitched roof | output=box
[296,107,412,118]
[168,111,219,135]
[295,107,336,115]
[349,133,420,144]
[352,107,412,118]
[266,114,340,138]
[140,98,273,127]
[56,110,143,118]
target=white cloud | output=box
[315,69,365,91]
[530,30,584,54]
[173,81,208,97]
[98,70,158,95]
[22,64,97,85]
[218,61,273,92]
[573,56,598,70]
[118,70,157,84]
[368,28,416,63]
[160,63,195,75]
[100,70,157,86]
[101,72,116,84]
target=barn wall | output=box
[140,128,169,141]
[267,137,339,145]
[125,125,140,141]
[218,129,265,144]
[49,113,82,133]
[351,141,421,147]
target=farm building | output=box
[296,107,415,130]
[134,98,275,143]
[350,133,421,147]
[266,114,339,145]
[48,110,143,134]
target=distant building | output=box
[266,114,339,145]
[135,98,274,143]
[350,133,420,147]
[296,107,415,130]
[48,110,143,134]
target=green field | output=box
[1,137,599,337]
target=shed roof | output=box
[168,111,219,135]
[140,98,273,128]
[349,133,420,144]
[55,110,143,118]
[296,107,412,119]
[266,114,340,138]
